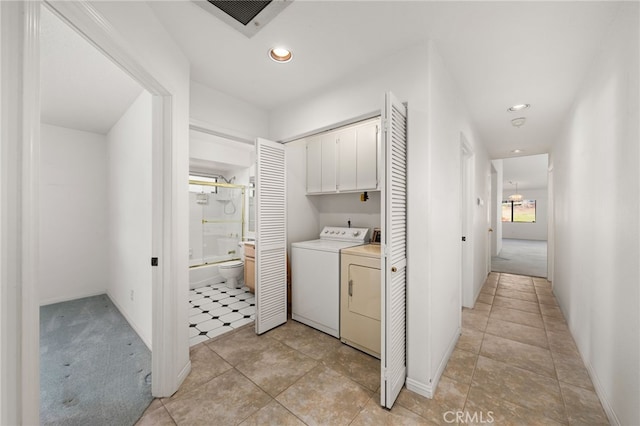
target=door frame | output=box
[1,1,179,422]
[460,134,474,308]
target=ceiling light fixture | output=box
[269,47,292,63]
[508,181,523,202]
[507,103,530,112]
[511,149,524,154]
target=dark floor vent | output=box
[207,1,272,26]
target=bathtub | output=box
[189,253,245,290]
[189,238,244,289]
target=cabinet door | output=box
[244,256,255,293]
[337,128,357,192]
[320,133,337,192]
[306,135,322,193]
[356,121,379,190]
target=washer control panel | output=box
[319,226,369,242]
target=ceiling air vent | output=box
[193,0,292,38]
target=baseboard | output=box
[107,291,152,351]
[585,360,620,426]
[189,276,225,290]
[176,360,191,394]
[434,325,460,380]
[406,326,460,400]
[472,282,484,307]
[406,377,434,398]
[40,289,107,306]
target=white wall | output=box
[285,139,321,251]
[107,91,153,348]
[189,129,255,171]
[551,4,639,425]
[423,43,490,384]
[272,40,490,397]
[190,80,269,141]
[316,192,381,233]
[39,124,109,305]
[502,188,548,241]
[89,0,192,396]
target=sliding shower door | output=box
[188,177,245,267]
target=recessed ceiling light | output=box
[511,149,525,154]
[507,103,530,112]
[269,47,292,63]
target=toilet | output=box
[219,260,244,289]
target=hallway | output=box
[136,272,607,425]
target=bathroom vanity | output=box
[244,242,255,293]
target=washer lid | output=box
[291,239,364,253]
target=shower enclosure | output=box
[189,177,245,268]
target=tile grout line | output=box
[460,272,499,416]
[472,274,573,424]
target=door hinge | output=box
[151,257,158,266]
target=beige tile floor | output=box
[136,273,609,425]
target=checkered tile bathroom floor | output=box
[188,284,255,346]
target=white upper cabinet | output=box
[321,133,337,192]
[306,135,322,193]
[337,128,357,191]
[355,121,379,190]
[306,117,380,194]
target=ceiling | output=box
[148,1,625,159]
[40,1,627,168]
[40,6,143,134]
[501,154,548,191]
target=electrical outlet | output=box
[130,290,134,301]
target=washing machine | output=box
[340,244,382,358]
[291,226,369,338]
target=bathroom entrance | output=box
[187,127,257,345]
[188,175,255,345]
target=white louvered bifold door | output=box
[380,92,407,409]
[255,138,287,334]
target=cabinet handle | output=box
[391,266,397,273]
[348,279,353,296]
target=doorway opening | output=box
[188,128,256,345]
[39,5,154,423]
[491,154,549,278]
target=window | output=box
[502,200,536,223]
[189,174,218,194]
